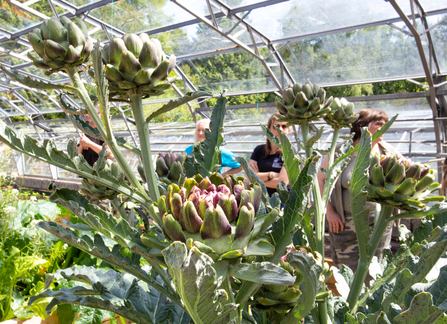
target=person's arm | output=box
[317,154,344,233]
[222,166,243,176]
[79,134,114,159]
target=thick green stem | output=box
[347,204,394,312]
[128,90,159,202]
[222,277,240,324]
[327,128,339,171]
[66,68,149,200]
[301,122,311,159]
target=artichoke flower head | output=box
[148,173,279,260]
[102,33,176,100]
[324,97,358,129]
[275,81,333,125]
[27,17,93,75]
[368,154,444,210]
[155,152,185,184]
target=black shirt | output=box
[81,135,104,167]
[250,144,285,196]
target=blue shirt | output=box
[185,145,241,173]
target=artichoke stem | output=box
[222,276,241,324]
[65,67,150,202]
[301,122,312,159]
[235,281,262,311]
[112,197,128,219]
[128,90,160,202]
[347,204,394,312]
[327,127,340,168]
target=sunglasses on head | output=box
[273,123,289,129]
[372,120,385,127]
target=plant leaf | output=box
[306,126,324,148]
[0,65,77,91]
[394,292,447,324]
[68,114,103,140]
[184,95,226,178]
[58,93,87,115]
[261,124,280,148]
[116,137,142,157]
[277,126,300,189]
[161,242,238,324]
[146,91,212,123]
[228,260,295,285]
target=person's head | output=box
[194,119,210,143]
[351,108,389,142]
[85,105,101,129]
[265,115,290,157]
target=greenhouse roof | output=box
[0,0,446,181]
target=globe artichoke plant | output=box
[27,17,93,75]
[275,81,332,125]
[368,154,443,210]
[102,34,176,99]
[155,152,185,184]
[324,97,358,129]
[148,173,279,260]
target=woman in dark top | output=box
[249,115,290,196]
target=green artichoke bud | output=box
[155,152,185,184]
[79,160,121,202]
[367,155,444,210]
[275,81,332,124]
[102,33,176,99]
[27,17,92,74]
[149,173,279,260]
[323,97,358,129]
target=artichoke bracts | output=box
[368,155,444,210]
[102,34,176,99]
[148,173,279,260]
[324,97,358,129]
[27,17,93,75]
[80,160,123,201]
[275,82,332,124]
[155,152,185,184]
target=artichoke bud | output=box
[317,88,326,103]
[132,69,151,86]
[164,152,175,168]
[163,214,186,242]
[119,51,142,81]
[168,161,183,181]
[28,33,45,57]
[331,98,341,110]
[234,204,255,240]
[150,60,169,86]
[294,92,308,109]
[309,97,321,113]
[67,22,86,51]
[43,39,67,60]
[137,165,146,182]
[41,18,66,43]
[385,161,405,185]
[395,178,417,197]
[170,193,183,221]
[156,156,169,177]
[105,64,125,82]
[218,194,238,223]
[370,154,380,170]
[405,164,421,180]
[139,39,160,69]
[343,102,355,116]
[108,38,126,66]
[180,201,203,233]
[200,205,232,240]
[292,83,302,96]
[158,196,168,217]
[381,156,396,176]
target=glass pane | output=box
[245,0,414,40]
[428,14,447,73]
[278,24,424,85]
[419,0,447,12]
[16,89,61,113]
[24,156,52,176]
[0,3,42,33]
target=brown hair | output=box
[351,108,389,141]
[264,115,283,158]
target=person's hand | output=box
[249,160,259,172]
[327,209,344,233]
[79,134,94,149]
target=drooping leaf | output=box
[0,65,77,91]
[68,114,103,140]
[305,126,324,148]
[58,93,87,115]
[261,124,280,148]
[116,137,142,157]
[162,242,237,324]
[277,126,301,189]
[184,95,226,177]
[146,91,212,122]
[286,251,323,320]
[228,260,295,285]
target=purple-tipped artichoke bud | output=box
[234,204,255,240]
[381,156,396,176]
[170,193,183,221]
[207,184,217,192]
[163,214,186,242]
[217,184,231,196]
[239,189,255,214]
[223,175,234,192]
[370,154,380,170]
[180,201,203,233]
[385,160,406,185]
[200,205,232,240]
[123,33,143,58]
[405,164,421,180]
[178,187,187,203]
[166,184,180,211]
[156,156,169,177]
[196,196,214,220]
[420,165,430,179]
[252,184,262,213]
[168,161,183,181]
[164,152,175,169]
[218,194,238,223]
[233,184,244,204]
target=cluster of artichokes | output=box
[324,97,358,129]
[275,81,332,124]
[27,17,93,75]
[149,173,279,260]
[155,152,184,184]
[368,155,443,210]
[102,34,176,99]
[80,160,123,201]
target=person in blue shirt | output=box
[185,119,242,175]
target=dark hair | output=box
[264,115,283,158]
[351,109,389,141]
